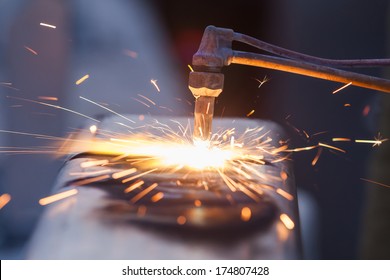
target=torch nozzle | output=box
[193,96,215,141]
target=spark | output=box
[0,193,11,209]
[362,105,370,116]
[124,180,145,193]
[246,109,255,117]
[177,215,187,225]
[89,125,97,134]
[122,168,158,183]
[150,79,160,92]
[360,178,390,189]
[332,82,352,94]
[355,134,388,147]
[75,74,89,85]
[38,96,58,101]
[123,49,138,59]
[311,147,322,166]
[40,22,56,29]
[318,142,346,153]
[80,96,135,123]
[194,200,202,207]
[130,183,158,203]
[276,188,294,201]
[280,213,295,230]
[73,175,110,186]
[150,192,164,203]
[344,103,351,107]
[7,96,100,122]
[241,207,252,222]
[131,97,150,108]
[24,46,38,55]
[137,94,156,105]
[332,138,351,142]
[112,168,137,179]
[80,159,109,168]
[39,189,78,206]
[254,75,269,88]
[188,65,194,72]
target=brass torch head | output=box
[189,71,224,141]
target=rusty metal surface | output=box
[26,116,301,259]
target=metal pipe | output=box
[189,26,390,142]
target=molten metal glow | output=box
[0,193,11,209]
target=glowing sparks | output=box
[344,103,351,107]
[38,96,58,101]
[39,189,78,206]
[276,188,294,201]
[318,142,346,153]
[112,168,137,179]
[188,65,194,72]
[80,96,135,123]
[177,215,187,225]
[362,105,370,116]
[311,147,322,166]
[150,79,160,92]
[80,159,109,168]
[124,180,144,193]
[24,46,38,55]
[255,75,269,88]
[241,207,252,222]
[89,125,97,134]
[332,82,352,94]
[130,183,158,203]
[7,96,100,122]
[355,134,388,147]
[332,138,351,142]
[0,194,11,209]
[360,178,390,189]
[246,109,255,117]
[75,74,89,85]
[280,213,295,230]
[39,22,56,29]
[123,49,138,59]
[150,192,164,203]
[194,200,202,207]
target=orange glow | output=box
[73,175,110,186]
[38,96,58,101]
[39,189,78,206]
[188,65,194,72]
[362,105,371,116]
[280,213,295,230]
[241,207,252,222]
[151,192,164,203]
[194,199,202,207]
[177,215,187,225]
[332,138,351,142]
[112,168,137,179]
[318,142,346,153]
[276,188,294,201]
[75,74,89,85]
[130,183,158,203]
[311,148,322,166]
[0,193,11,209]
[246,109,255,117]
[124,180,144,193]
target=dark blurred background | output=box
[1,0,390,259]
